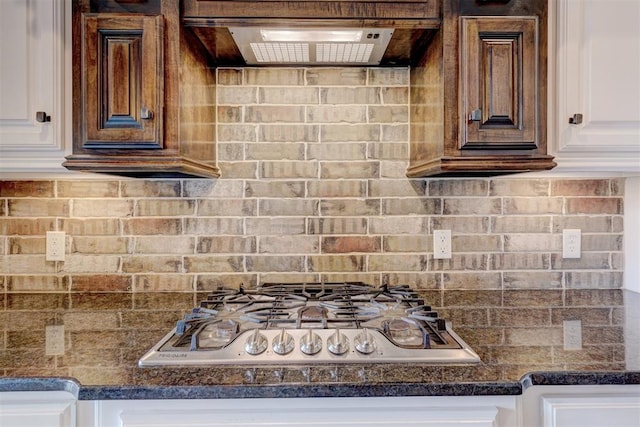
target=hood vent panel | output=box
[231,28,394,65]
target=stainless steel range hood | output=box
[228,27,395,65]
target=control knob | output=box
[354,328,376,354]
[299,329,322,355]
[272,329,295,355]
[244,329,268,355]
[327,329,349,355]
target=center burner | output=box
[138,282,480,366]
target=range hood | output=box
[228,27,395,65]
[181,0,441,67]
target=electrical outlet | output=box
[562,229,581,259]
[46,231,65,261]
[433,229,452,259]
[563,320,582,350]
[45,325,65,355]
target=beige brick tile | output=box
[320,199,380,216]
[308,180,366,198]
[582,326,624,344]
[72,236,129,254]
[63,255,121,273]
[382,198,440,215]
[185,255,244,273]
[383,272,441,289]
[431,217,489,233]
[308,142,367,161]
[198,199,257,216]
[261,161,318,179]
[258,87,318,104]
[198,236,256,253]
[258,125,319,143]
[565,289,623,306]
[368,254,426,271]
[218,87,257,104]
[61,218,119,236]
[443,198,501,215]
[308,106,367,123]
[379,160,409,178]
[380,124,409,142]
[195,274,256,290]
[369,179,426,197]
[184,218,243,235]
[582,234,623,251]
[369,68,409,86]
[504,234,559,252]
[246,218,306,235]
[247,255,304,272]
[431,254,489,272]
[503,290,563,307]
[259,236,319,254]
[442,272,503,290]
[134,274,194,292]
[553,346,615,364]
[566,271,623,289]
[123,218,182,235]
[1,218,55,235]
[550,253,612,270]
[307,68,366,86]
[307,255,364,272]
[6,293,69,310]
[246,105,305,123]
[322,236,380,253]
[429,179,489,196]
[504,327,562,346]
[245,68,305,85]
[503,197,563,214]
[367,142,408,160]
[551,307,612,326]
[8,236,45,254]
[380,87,409,104]
[217,161,258,179]
[320,161,379,179]
[183,179,245,198]
[8,199,69,217]
[247,142,305,161]
[503,271,563,289]
[455,235,502,252]
[121,181,181,198]
[70,274,132,292]
[72,200,134,218]
[120,255,182,273]
[259,199,318,216]
[383,235,430,252]
[0,181,54,197]
[136,200,195,217]
[217,68,243,85]
[490,308,551,326]
[491,253,550,270]
[134,236,194,254]
[321,272,381,285]
[321,124,380,142]
[490,179,550,196]
[566,197,623,214]
[56,180,118,198]
[551,215,612,232]
[217,124,257,143]
[442,290,502,307]
[245,181,305,198]
[436,308,488,327]
[369,217,428,234]
[368,106,408,123]
[492,216,551,233]
[551,179,611,196]
[7,275,68,292]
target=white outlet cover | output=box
[433,229,452,259]
[562,229,581,259]
[46,231,65,261]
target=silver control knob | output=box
[272,329,295,355]
[327,329,349,355]
[299,329,322,355]
[354,328,376,354]
[244,329,268,355]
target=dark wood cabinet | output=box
[82,14,163,150]
[64,5,220,179]
[408,0,556,177]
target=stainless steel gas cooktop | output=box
[138,282,480,366]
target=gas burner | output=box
[139,282,480,366]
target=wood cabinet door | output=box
[460,17,538,151]
[82,14,163,150]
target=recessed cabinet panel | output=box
[461,17,537,150]
[82,15,163,149]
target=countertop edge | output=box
[1,372,639,400]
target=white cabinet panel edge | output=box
[0,391,76,427]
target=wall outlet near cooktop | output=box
[433,229,452,259]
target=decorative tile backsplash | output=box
[0,67,627,383]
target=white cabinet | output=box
[520,384,640,427]
[549,0,640,172]
[78,395,518,427]
[0,0,70,173]
[0,391,76,427]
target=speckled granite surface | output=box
[1,371,638,400]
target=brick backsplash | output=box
[0,67,628,382]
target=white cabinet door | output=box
[0,391,76,427]
[550,0,640,172]
[0,0,70,173]
[79,396,517,427]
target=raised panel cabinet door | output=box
[460,17,538,150]
[82,14,163,149]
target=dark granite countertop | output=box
[1,371,638,400]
